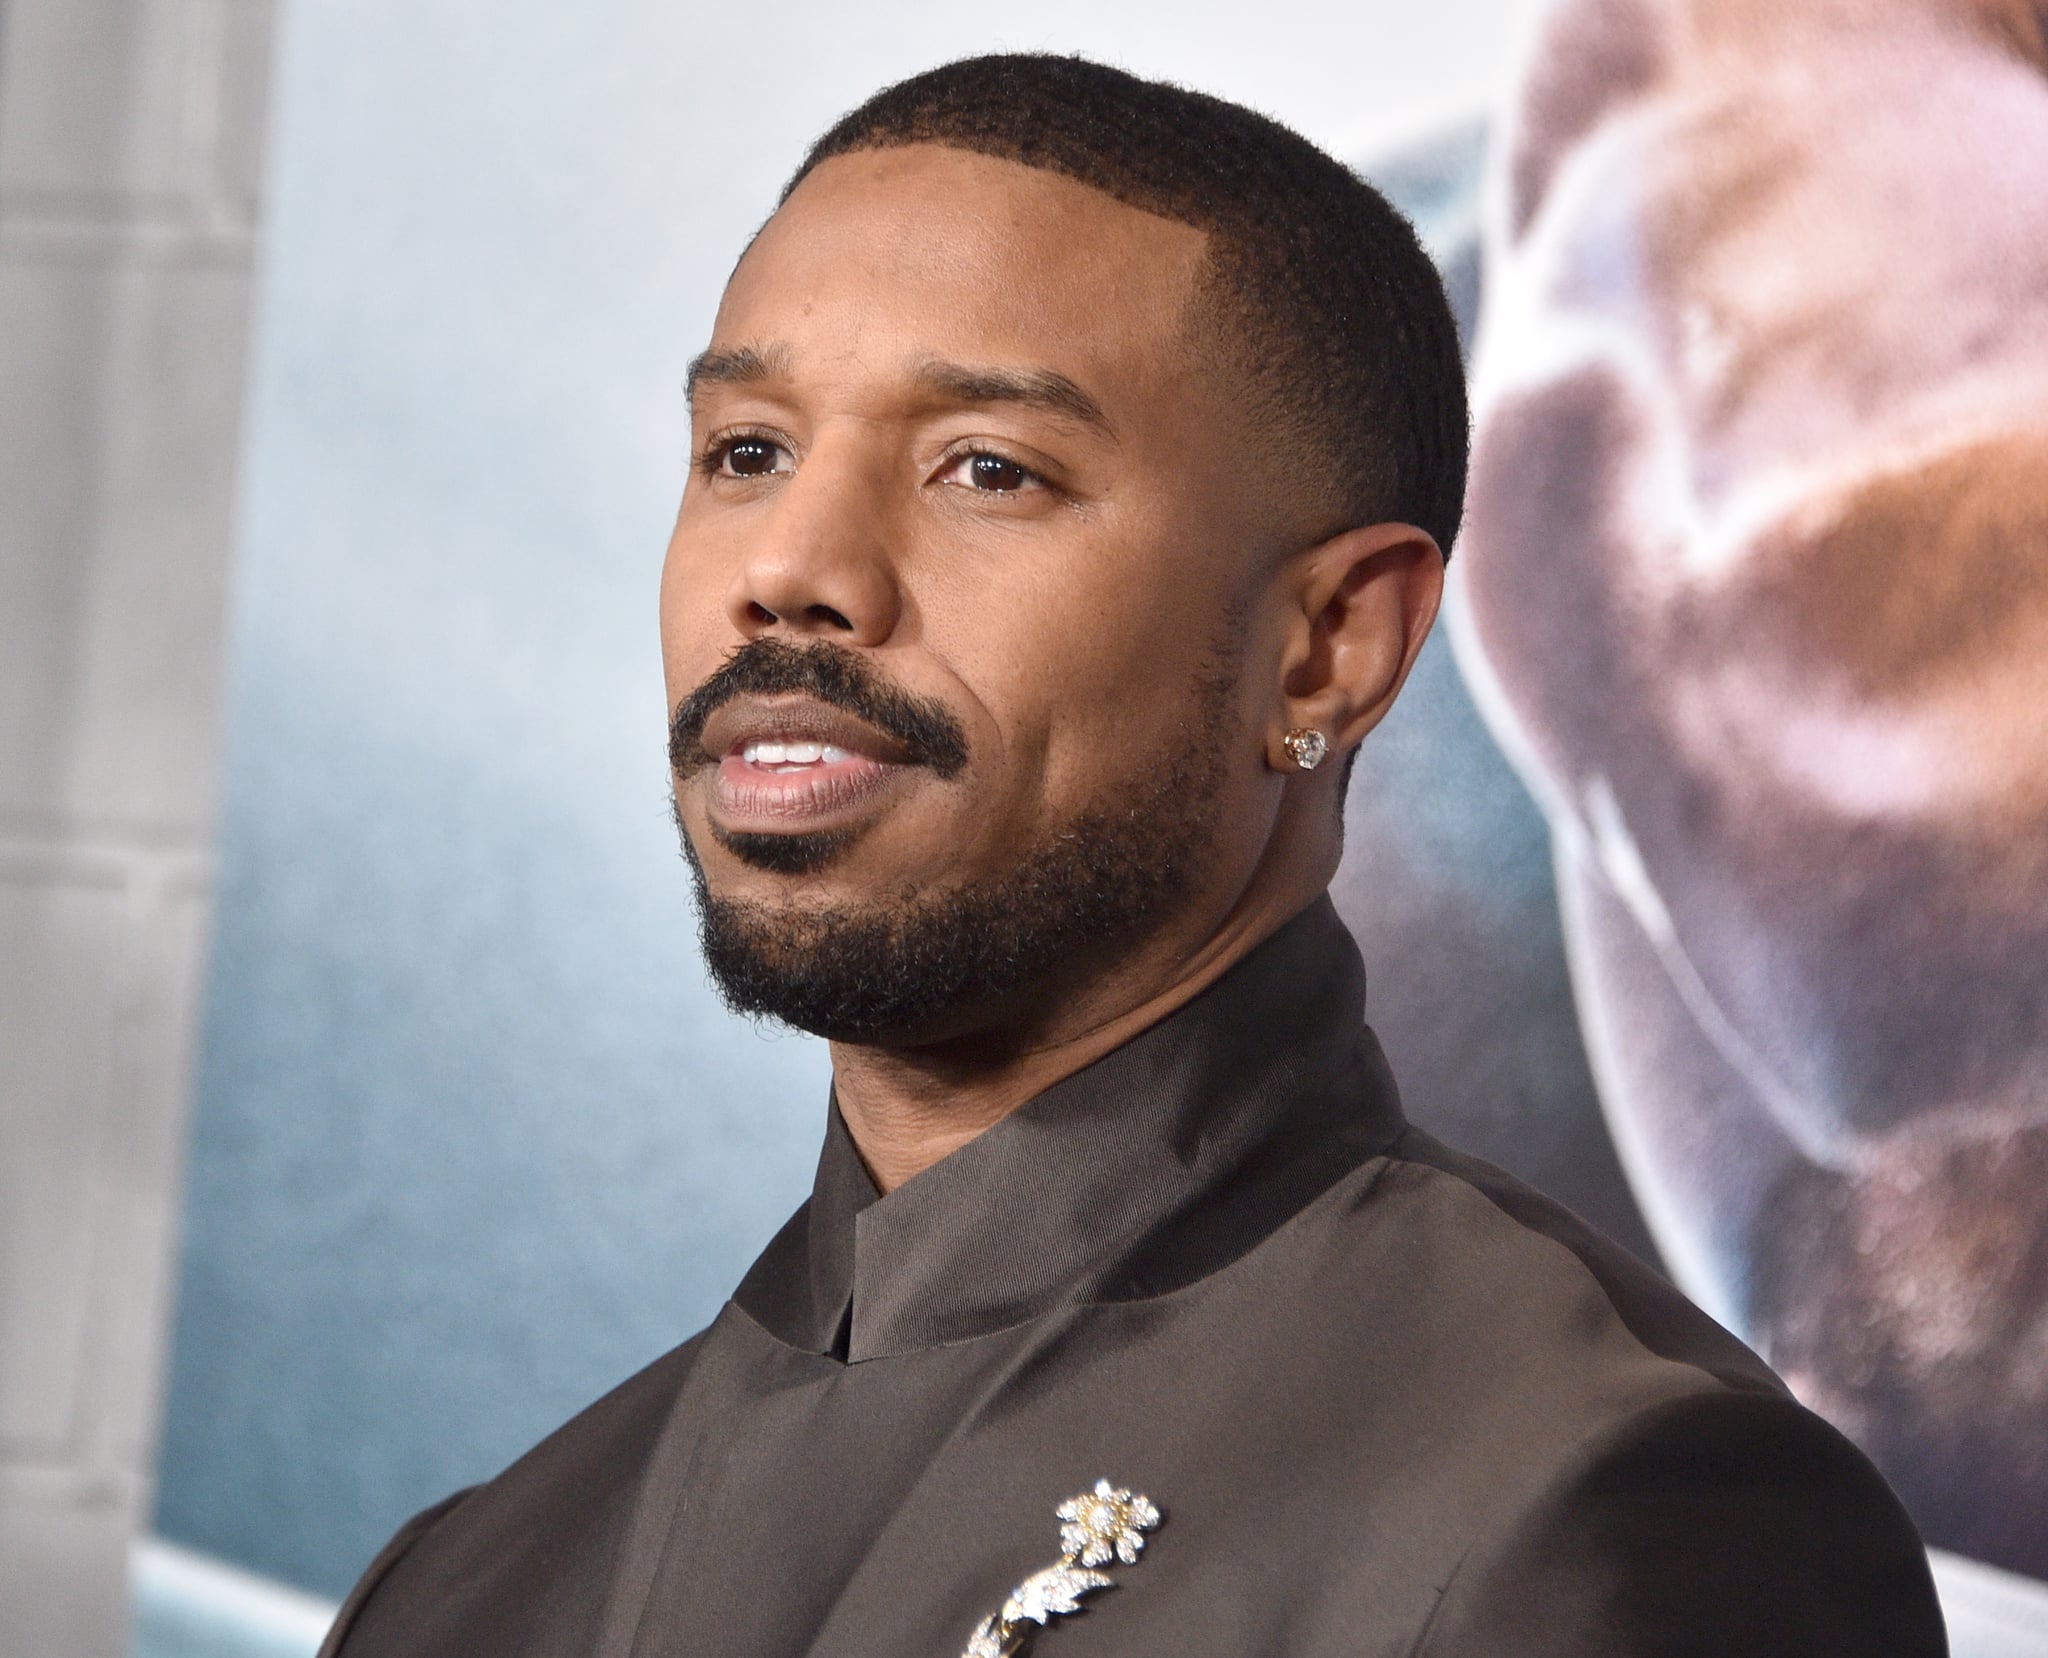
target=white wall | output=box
[0,1,275,1652]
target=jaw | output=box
[682,727,1239,1049]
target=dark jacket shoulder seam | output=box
[1401,1540,1476,1658]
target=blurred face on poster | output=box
[1457,0,2048,1581]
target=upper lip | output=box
[697,695,920,768]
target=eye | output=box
[937,449,1038,493]
[704,434,792,479]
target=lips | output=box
[696,695,918,832]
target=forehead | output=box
[709,145,1213,405]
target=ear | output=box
[1266,522,1444,774]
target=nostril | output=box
[808,604,854,631]
[747,601,779,625]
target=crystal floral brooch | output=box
[961,1479,1163,1658]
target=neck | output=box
[830,869,1327,1193]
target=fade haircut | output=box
[784,53,1469,557]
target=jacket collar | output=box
[732,895,1406,1362]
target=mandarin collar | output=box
[732,895,1406,1362]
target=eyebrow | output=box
[909,359,1115,437]
[684,342,793,402]
[686,343,1115,439]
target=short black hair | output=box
[785,53,1469,557]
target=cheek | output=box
[654,560,693,704]
[936,562,1229,807]
[657,522,738,699]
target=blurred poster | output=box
[1341,0,2046,1650]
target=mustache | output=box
[667,638,970,778]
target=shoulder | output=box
[1333,1131,1943,1655]
[1410,1384,1946,1656]
[320,1324,717,1656]
[1372,1126,1782,1395]
[316,1489,473,1658]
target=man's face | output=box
[661,146,1290,1041]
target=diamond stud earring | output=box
[1283,728,1328,771]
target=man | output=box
[1455,0,2048,1597]
[319,55,1943,1657]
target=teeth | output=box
[742,739,854,767]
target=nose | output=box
[726,444,903,647]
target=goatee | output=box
[674,648,1236,1045]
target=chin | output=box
[710,823,860,878]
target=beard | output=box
[673,642,1238,1046]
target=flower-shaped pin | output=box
[1056,1479,1161,1568]
[959,1479,1165,1658]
